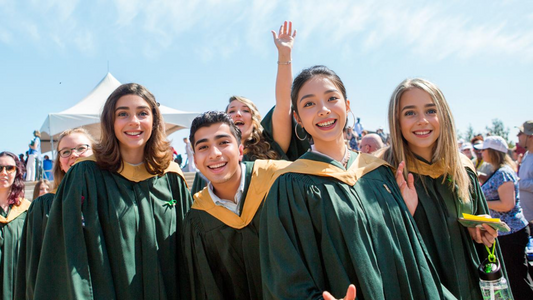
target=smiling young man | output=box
[183,111,290,300]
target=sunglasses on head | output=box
[0,165,16,173]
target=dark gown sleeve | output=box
[261,106,310,161]
[34,162,108,299]
[183,211,224,300]
[14,193,54,299]
[0,208,27,300]
[259,175,326,299]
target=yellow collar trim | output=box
[406,154,476,179]
[192,160,291,229]
[77,155,185,184]
[0,198,31,224]
[275,153,389,186]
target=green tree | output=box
[485,118,513,146]
[460,124,475,143]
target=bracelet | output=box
[277,60,291,65]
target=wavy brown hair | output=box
[382,78,471,203]
[93,83,173,175]
[226,96,279,160]
[0,151,25,205]
[53,128,96,189]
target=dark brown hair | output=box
[93,83,172,175]
[0,151,25,205]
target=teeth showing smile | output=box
[234,121,244,126]
[208,162,227,169]
[125,131,142,136]
[414,131,431,135]
[317,120,336,127]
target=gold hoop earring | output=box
[295,124,307,141]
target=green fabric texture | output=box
[191,106,310,195]
[259,151,449,300]
[14,192,54,299]
[184,161,267,300]
[0,204,26,300]
[33,160,192,300]
[411,157,512,300]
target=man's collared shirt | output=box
[207,162,246,216]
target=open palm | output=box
[272,21,296,53]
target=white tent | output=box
[40,73,198,154]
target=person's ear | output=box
[238,143,244,162]
[293,111,303,127]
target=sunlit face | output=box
[399,88,440,161]
[461,148,473,159]
[193,122,244,186]
[38,183,50,196]
[0,156,17,191]
[226,100,253,142]
[58,132,94,173]
[114,95,153,157]
[294,76,350,148]
[481,148,490,163]
[518,131,529,149]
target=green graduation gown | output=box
[33,157,192,300]
[184,160,291,300]
[260,151,449,300]
[408,155,510,300]
[0,198,30,300]
[191,106,310,194]
[14,192,54,299]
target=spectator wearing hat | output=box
[473,137,494,184]
[479,136,533,298]
[460,142,475,161]
[517,120,533,224]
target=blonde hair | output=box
[53,128,96,190]
[485,148,517,173]
[226,96,279,160]
[383,78,472,203]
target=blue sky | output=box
[1,0,532,157]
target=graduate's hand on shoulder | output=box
[323,284,356,300]
[467,222,498,247]
[271,20,296,55]
[396,161,418,216]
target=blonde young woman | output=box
[382,78,502,299]
[33,83,192,299]
[15,128,95,299]
[478,136,533,299]
[191,21,309,193]
[0,151,29,300]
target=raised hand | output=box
[396,161,418,215]
[272,20,296,56]
[323,284,356,300]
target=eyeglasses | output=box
[59,144,90,158]
[0,165,16,173]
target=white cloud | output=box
[74,30,95,55]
